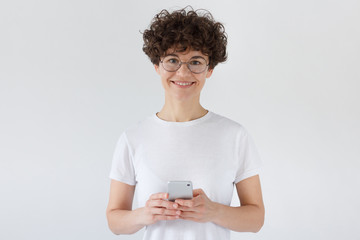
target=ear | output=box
[206,68,213,78]
[154,64,160,75]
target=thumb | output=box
[193,188,205,197]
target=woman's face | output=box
[154,49,213,102]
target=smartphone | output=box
[167,181,193,201]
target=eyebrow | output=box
[166,53,206,59]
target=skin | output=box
[154,48,213,122]
[106,49,265,234]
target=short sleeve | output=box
[234,128,262,184]
[109,132,136,185]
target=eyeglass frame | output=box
[159,54,210,74]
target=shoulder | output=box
[209,111,247,135]
[118,114,155,142]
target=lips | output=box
[171,81,195,87]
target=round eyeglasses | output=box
[160,55,209,74]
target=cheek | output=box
[160,69,173,79]
[160,72,174,88]
[196,74,207,84]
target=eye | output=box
[189,60,201,65]
[190,59,206,66]
[166,58,179,64]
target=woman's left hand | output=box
[175,188,218,223]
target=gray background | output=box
[1,0,359,239]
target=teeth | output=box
[174,82,193,86]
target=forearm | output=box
[107,208,145,235]
[212,203,264,233]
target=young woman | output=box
[106,7,265,240]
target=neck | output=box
[156,97,208,122]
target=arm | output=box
[214,174,265,232]
[106,180,180,235]
[176,175,265,233]
[106,180,142,234]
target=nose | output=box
[176,62,192,76]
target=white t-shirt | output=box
[109,111,262,240]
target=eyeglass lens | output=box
[162,56,208,73]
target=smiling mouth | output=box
[171,81,195,87]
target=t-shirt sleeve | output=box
[234,128,262,184]
[109,132,136,186]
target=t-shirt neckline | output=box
[153,110,213,126]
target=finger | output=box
[193,188,204,197]
[147,199,179,209]
[150,192,168,200]
[177,204,204,213]
[175,199,196,208]
[146,199,163,208]
[151,208,182,216]
[177,205,193,212]
[176,195,203,208]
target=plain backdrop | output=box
[1,0,359,239]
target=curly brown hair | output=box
[142,6,227,70]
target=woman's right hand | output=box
[140,192,181,225]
